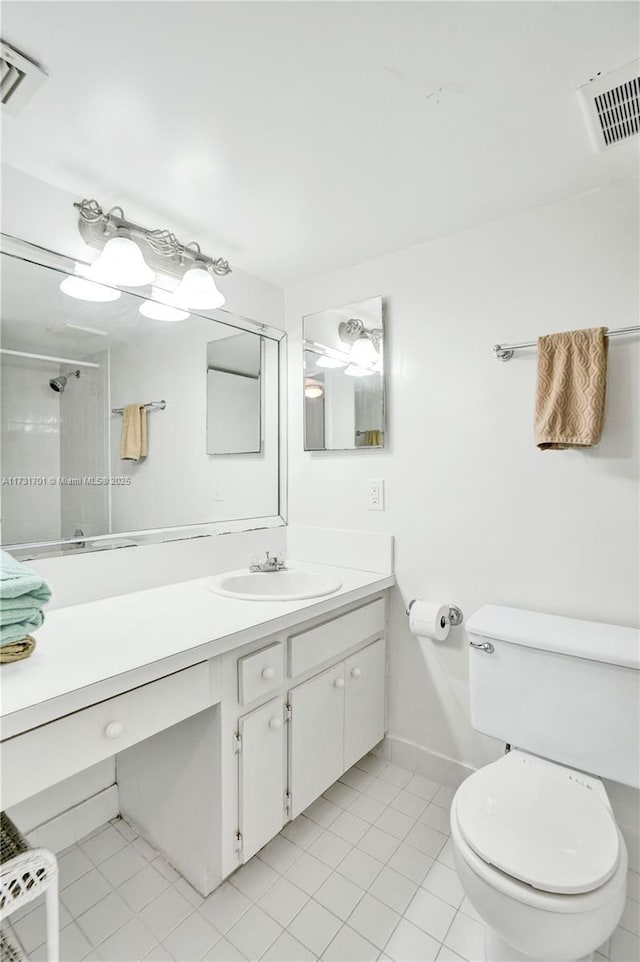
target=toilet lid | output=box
[455,754,620,894]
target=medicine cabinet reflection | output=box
[207,332,262,455]
[303,296,384,451]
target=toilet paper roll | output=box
[409,600,450,641]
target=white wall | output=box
[285,179,639,780]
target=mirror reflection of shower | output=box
[49,369,80,393]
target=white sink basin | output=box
[208,568,343,601]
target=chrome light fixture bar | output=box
[74,199,232,280]
[337,318,383,352]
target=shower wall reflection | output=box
[0,352,109,545]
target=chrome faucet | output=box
[249,551,287,573]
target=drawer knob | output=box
[262,667,275,680]
[351,668,362,678]
[104,721,123,740]
[334,677,345,689]
[269,717,282,731]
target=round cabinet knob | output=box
[262,667,275,680]
[334,677,345,689]
[269,717,282,731]
[104,721,123,740]
[351,668,362,678]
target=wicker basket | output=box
[0,813,58,961]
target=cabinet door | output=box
[344,638,386,771]
[238,696,285,862]
[288,663,345,818]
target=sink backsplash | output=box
[26,527,287,609]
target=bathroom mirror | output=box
[303,296,384,450]
[0,238,285,556]
[207,332,262,455]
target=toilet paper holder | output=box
[406,599,464,627]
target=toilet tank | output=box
[466,605,640,788]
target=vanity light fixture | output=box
[88,235,155,287]
[338,317,383,367]
[349,331,380,367]
[171,266,225,310]
[59,274,121,302]
[139,290,190,323]
[68,198,231,305]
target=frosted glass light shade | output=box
[349,333,379,367]
[87,236,155,287]
[60,275,121,302]
[173,267,225,310]
[139,297,189,322]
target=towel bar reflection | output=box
[493,325,640,361]
[111,400,166,414]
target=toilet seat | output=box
[455,751,620,895]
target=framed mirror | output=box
[303,296,384,451]
[0,236,286,557]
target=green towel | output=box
[0,550,51,647]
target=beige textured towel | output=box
[0,635,36,664]
[535,327,608,450]
[119,404,148,461]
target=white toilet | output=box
[451,605,639,962]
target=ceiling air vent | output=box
[578,59,639,153]
[1,39,47,116]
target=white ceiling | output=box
[1,2,638,285]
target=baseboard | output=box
[25,785,119,853]
[373,735,475,789]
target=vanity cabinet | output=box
[288,638,386,818]
[237,642,283,705]
[343,639,386,770]
[288,662,346,817]
[237,696,286,862]
[232,602,387,856]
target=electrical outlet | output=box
[366,478,384,510]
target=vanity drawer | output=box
[288,598,385,677]
[238,642,284,705]
[1,662,211,808]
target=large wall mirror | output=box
[303,296,384,451]
[0,238,285,556]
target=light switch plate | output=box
[366,478,384,510]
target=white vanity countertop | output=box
[1,562,394,737]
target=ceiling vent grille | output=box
[1,39,46,116]
[578,60,640,153]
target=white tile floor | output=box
[4,755,640,962]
